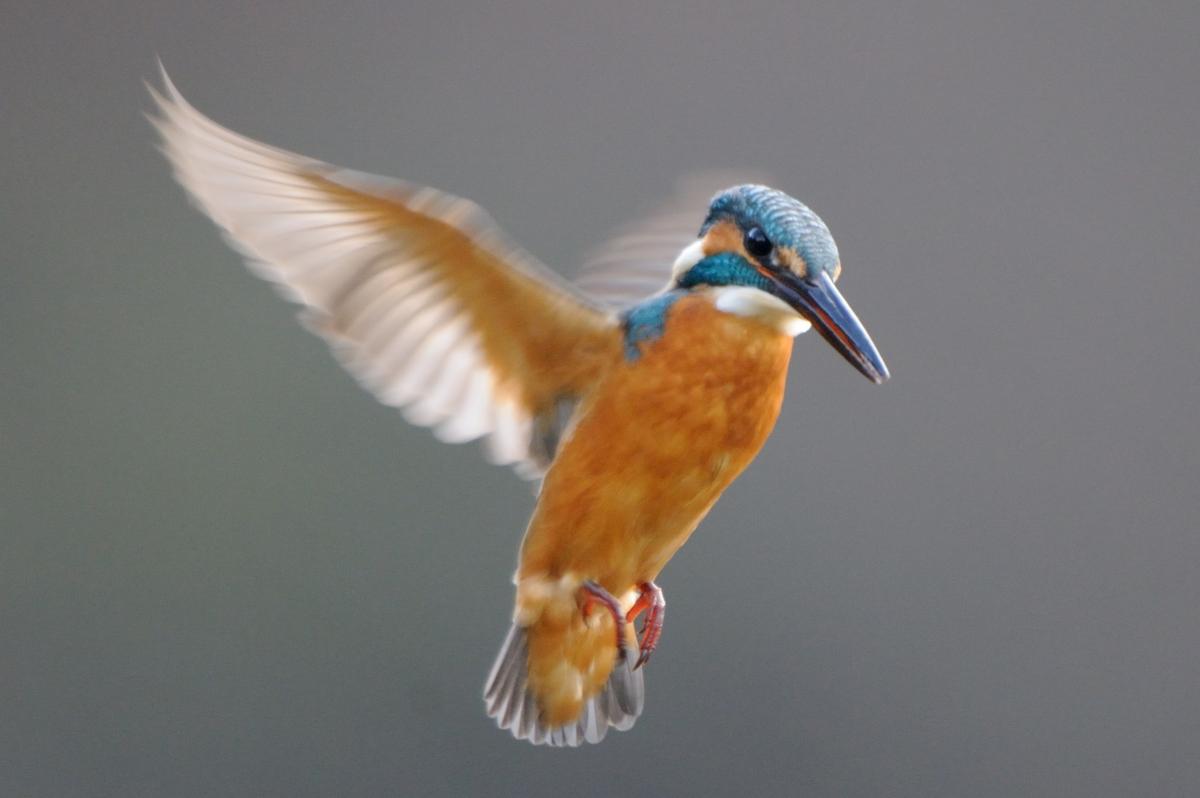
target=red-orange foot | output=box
[580,580,629,660]
[626,581,666,669]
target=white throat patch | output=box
[713,286,812,337]
[671,239,707,281]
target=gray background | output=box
[3,1,1198,796]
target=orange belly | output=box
[513,292,793,725]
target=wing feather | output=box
[149,68,619,476]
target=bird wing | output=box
[573,170,773,310]
[149,70,619,478]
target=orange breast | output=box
[513,292,793,725]
[520,292,793,587]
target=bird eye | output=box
[743,226,773,258]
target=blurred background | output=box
[3,1,1198,795]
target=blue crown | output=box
[702,185,840,277]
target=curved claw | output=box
[626,581,665,669]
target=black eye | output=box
[743,226,773,258]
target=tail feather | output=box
[483,623,644,746]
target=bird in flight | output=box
[148,67,889,747]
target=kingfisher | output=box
[149,68,889,747]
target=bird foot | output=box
[579,580,629,661]
[626,581,666,669]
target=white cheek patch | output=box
[671,239,707,281]
[713,286,812,337]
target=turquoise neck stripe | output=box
[620,253,772,361]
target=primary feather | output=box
[148,66,621,477]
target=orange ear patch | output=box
[702,219,746,259]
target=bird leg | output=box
[626,581,666,669]
[579,580,628,661]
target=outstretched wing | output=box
[574,170,773,310]
[149,69,618,478]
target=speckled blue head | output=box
[668,183,890,384]
[701,184,840,279]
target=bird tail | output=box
[483,622,644,746]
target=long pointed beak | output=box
[772,271,890,383]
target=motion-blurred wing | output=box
[574,171,773,309]
[149,69,618,478]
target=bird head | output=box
[672,184,889,384]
